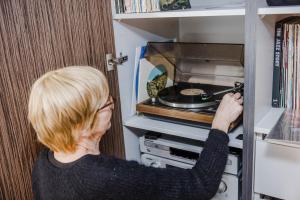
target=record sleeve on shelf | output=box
[271,17,300,109]
[135,42,244,130]
[135,50,175,104]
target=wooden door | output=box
[0,1,124,199]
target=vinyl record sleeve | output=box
[267,109,300,148]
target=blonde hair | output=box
[28,66,109,153]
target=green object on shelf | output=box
[146,74,167,98]
[159,0,191,11]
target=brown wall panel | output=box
[0,1,124,199]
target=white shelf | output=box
[258,6,300,15]
[124,115,243,149]
[254,108,285,135]
[113,8,245,20]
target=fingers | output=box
[223,93,242,103]
[224,93,234,99]
[227,93,234,97]
[237,104,243,113]
[233,92,241,100]
[233,94,243,113]
[236,96,243,105]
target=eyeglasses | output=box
[91,96,115,129]
[98,96,115,111]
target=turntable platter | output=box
[158,82,231,109]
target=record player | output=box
[135,42,244,130]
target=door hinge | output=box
[105,53,128,71]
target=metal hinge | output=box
[105,53,128,71]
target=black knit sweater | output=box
[32,129,229,200]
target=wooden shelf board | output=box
[254,108,285,135]
[113,8,245,20]
[124,114,243,149]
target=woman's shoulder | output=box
[78,154,140,170]
[33,149,142,179]
[32,148,50,183]
[33,148,50,168]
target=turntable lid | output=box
[144,42,244,86]
[145,42,244,66]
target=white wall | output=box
[179,16,245,44]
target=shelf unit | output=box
[258,5,300,15]
[111,0,247,199]
[254,4,300,135]
[112,0,300,197]
[112,8,245,154]
[109,0,300,199]
[252,1,300,199]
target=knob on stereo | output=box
[218,180,227,193]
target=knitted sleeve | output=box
[89,129,229,200]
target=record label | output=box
[180,88,205,96]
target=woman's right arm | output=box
[92,93,243,200]
[97,129,229,200]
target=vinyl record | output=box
[158,82,231,109]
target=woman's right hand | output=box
[211,93,243,133]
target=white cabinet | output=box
[111,2,245,160]
[255,140,300,200]
[253,1,300,199]
[110,0,300,199]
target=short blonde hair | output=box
[28,66,109,152]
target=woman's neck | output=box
[54,133,102,163]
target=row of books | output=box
[114,0,191,14]
[272,16,300,109]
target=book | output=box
[297,24,300,108]
[267,0,300,6]
[116,0,191,13]
[272,17,296,107]
[123,0,132,13]
[115,0,120,14]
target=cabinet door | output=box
[255,140,300,200]
[0,1,124,199]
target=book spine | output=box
[115,0,119,14]
[272,21,285,107]
[120,0,125,13]
[124,0,130,13]
[133,0,136,13]
[283,24,289,107]
[287,23,294,109]
[297,24,300,108]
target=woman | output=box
[29,66,243,200]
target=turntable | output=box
[135,42,244,130]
